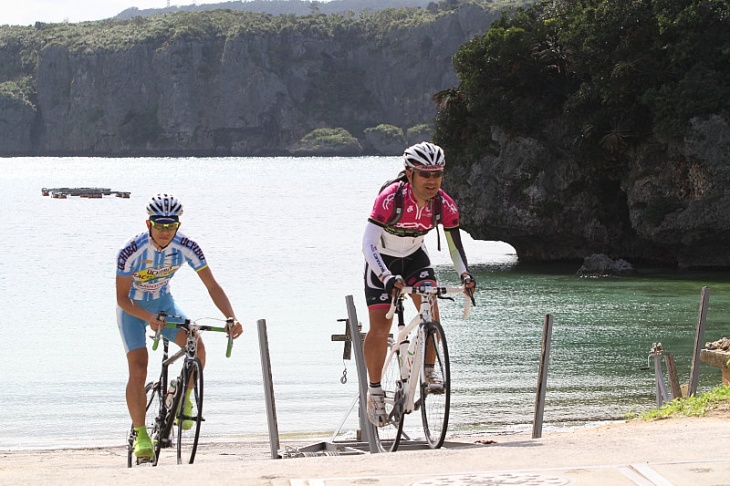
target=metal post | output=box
[345,295,378,453]
[532,314,553,439]
[654,350,669,407]
[647,342,669,407]
[257,319,281,459]
[688,286,710,396]
[664,354,682,399]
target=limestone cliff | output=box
[444,114,730,268]
[0,5,500,156]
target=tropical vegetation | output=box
[434,0,730,169]
[629,384,730,420]
[290,127,363,154]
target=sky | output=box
[0,1,237,26]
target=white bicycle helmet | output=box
[146,193,184,219]
[403,142,445,171]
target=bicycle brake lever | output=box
[467,288,476,306]
[385,290,403,320]
[225,318,234,358]
[151,311,167,351]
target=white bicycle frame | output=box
[384,285,471,414]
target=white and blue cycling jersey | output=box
[116,231,208,301]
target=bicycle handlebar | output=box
[152,312,234,357]
[385,284,474,320]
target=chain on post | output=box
[332,317,354,385]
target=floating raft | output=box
[42,187,130,199]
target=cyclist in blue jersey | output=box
[116,193,243,460]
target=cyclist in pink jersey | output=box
[116,193,243,460]
[362,141,476,427]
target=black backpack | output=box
[379,171,444,250]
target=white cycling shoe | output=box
[426,370,444,394]
[367,390,387,427]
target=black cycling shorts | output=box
[364,248,436,309]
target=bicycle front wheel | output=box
[373,339,405,452]
[420,321,450,449]
[176,358,204,464]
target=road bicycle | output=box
[126,313,233,467]
[373,282,474,452]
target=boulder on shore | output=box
[576,254,634,277]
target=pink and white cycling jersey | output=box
[116,231,208,301]
[368,181,459,257]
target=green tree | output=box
[436,0,730,170]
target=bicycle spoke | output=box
[420,321,450,449]
[373,341,404,452]
[176,358,204,464]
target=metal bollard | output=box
[648,342,669,407]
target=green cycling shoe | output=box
[175,395,195,431]
[133,427,155,459]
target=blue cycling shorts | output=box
[117,294,188,353]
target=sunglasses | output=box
[150,221,180,231]
[414,170,444,179]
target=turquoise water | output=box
[447,265,730,432]
[0,157,727,450]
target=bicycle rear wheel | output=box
[420,321,450,449]
[127,380,163,467]
[176,358,204,464]
[373,339,405,452]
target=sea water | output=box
[1,156,728,450]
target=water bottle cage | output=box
[165,381,177,409]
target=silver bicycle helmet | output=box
[403,142,445,170]
[146,193,184,219]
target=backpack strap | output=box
[432,192,443,251]
[385,182,405,226]
[385,183,444,251]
